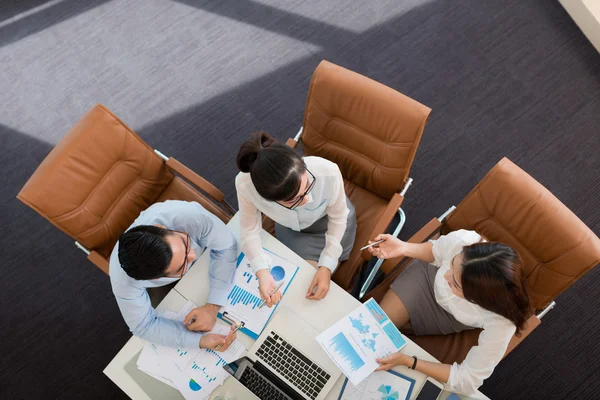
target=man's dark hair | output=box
[118,225,173,280]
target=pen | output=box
[360,239,386,251]
[215,323,243,350]
[186,316,197,326]
[258,280,286,309]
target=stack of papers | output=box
[137,301,246,399]
[316,298,407,386]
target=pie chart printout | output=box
[270,265,285,281]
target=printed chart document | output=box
[338,370,416,400]
[218,249,299,339]
[316,298,407,386]
[137,300,247,400]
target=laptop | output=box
[224,307,341,400]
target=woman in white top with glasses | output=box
[235,132,357,306]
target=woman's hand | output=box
[256,269,282,307]
[306,267,331,300]
[375,352,412,371]
[367,234,406,259]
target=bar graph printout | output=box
[137,301,246,399]
[218,250,299,339]
[316,298,407,386]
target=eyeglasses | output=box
[277,169,316,210]
[166,229,191,278]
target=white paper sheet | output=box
[316,298,407,386]
[137,301,247,399]
[340,370,415,400]
[218,250,299,339]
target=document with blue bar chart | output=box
[218,249,299,339]
[316,298,407,386]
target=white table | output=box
[560,0,600,53]
[104,214,489,400]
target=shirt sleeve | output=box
[318,165,349,272]
[171,203,238,306]
[191,212,238,306]
[429,229,482,267]
[113,284,202,349]
[447,320,516,394]
[236,179,270,274]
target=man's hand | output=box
[306,266,331,301]
[256,269,282,308]
[375,352,412,371]
[368,234,406,260]
[199,325,237,351]
[184,304,220,332]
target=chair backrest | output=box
[301,60,431,200]
[18,104,174,258]
[443,158,600,311]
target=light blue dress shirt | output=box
[109,200,237,349]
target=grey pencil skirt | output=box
[275,198,357,263]
[390,259,475,336]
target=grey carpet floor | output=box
[1,0,599,399]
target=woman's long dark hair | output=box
[460,242,533,335]
[236,132,306,202]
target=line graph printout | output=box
[316,298,406,386]
[218,250,299,339]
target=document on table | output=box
[316,298,407,386]
[137,300,247,400]
[218,249,299,339]
[338,370,416,400]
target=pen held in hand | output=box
[258,280,286,309]
[215,323,243,350]
[360,239,386,251]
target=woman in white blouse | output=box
[368,229,532,395]
[235,132,356,306]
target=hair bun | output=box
[236,131,277,172]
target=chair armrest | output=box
[504,314,541,357]
[88,251,109,274]
[360,193,405,261]
[286,138,298,149]
[165,158,235,215]
[381,217,441,274]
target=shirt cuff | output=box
[207,286,232,307]
[249,256,269,274]
[317,255,338,273]
[182,331,204,349]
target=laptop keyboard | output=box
[240,367,290,400]
[255,332,331,400]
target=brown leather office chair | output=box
[18,104,235,274]
[279,60,431,293]
[363,157,600,363]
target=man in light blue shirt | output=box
[109,200,237,350]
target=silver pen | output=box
[215,322,244,350]
[258,280,286,309]
[360,239,386,251]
